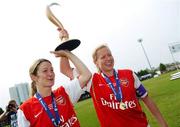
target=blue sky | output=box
[0,0,179,109]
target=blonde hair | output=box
[92,44,110,72]
[29,58,51,96]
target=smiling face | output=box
[35,61,55,88]
[94,46,114,76]
[30,60,55,90]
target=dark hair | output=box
[7,100,17,111]
[8,100,16,105]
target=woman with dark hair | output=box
[0,100,18,127]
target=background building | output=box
[9,83,30,105]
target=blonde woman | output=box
[17,50,91,127]
[59,29,168,127]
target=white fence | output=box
[170,71,180,80]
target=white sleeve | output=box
[72,68,92,92]
[133,72,142,89]
[63,78,84,105]
[17,109,30,127]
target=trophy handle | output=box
[46,3,64,30]
[46,3,81,51]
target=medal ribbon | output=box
[102,69,123,101]
[36,92,61,127]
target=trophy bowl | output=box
[55,39,80,51]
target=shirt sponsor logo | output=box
[101,98,136,110]
[61,114,78,127]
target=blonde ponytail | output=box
[30,81,37,96]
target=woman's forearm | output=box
[65,51,92,88]
[142,96,168,127]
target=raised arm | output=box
[53,28,91,88]
[142,96,168,127]
[51,50,91,88]
[60,57,74,80]
[58,28,75,80]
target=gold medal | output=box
[119,102,126,110]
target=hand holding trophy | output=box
[46,3,80,51]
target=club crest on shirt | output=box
[56,96,66,105]
[120,78,129,87]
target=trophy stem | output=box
[62,37,68,42]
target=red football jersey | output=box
[90,69,148,127]
[19,86,80,127]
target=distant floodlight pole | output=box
[138,38,153,71]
